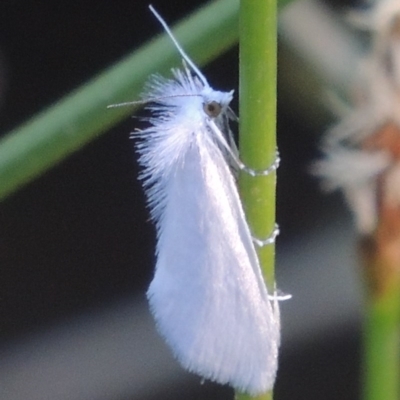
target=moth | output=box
[112,6,283,395]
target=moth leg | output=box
[240,152,280,177]
[252,223,280,247]
[251,225,291,301]
[268,291,292,301]
[207,119,280,177]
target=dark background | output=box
[0,1,363,399]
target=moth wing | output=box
[147,132,280,395]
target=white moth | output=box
[125,6,281,395]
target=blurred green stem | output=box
[0,0,239,201]
[361,237,400,400]
[363,286,400,400]
[237,0,277,399]
[0,0,294,202]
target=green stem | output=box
[237,0,277,399]
[363,283,400,400]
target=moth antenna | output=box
[149,5,209,88]
[107,101,144,108]
[108,93,203,109]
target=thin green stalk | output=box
[238,0,277,399]
[0,0,239,201]
[361,239,400,400]
[363,286,400,400]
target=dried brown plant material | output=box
[314,0,400,296]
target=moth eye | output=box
[203,101,222,118]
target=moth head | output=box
[203,101,222,118]
[202,90,234,119]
